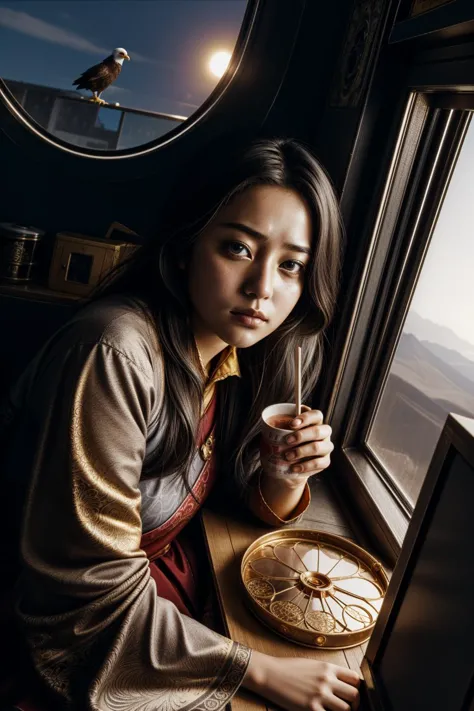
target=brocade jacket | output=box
[1,295,309,710]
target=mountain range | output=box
[392,311,474,416]
[404,311,474,363]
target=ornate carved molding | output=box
[330,0,389,108]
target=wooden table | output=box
[202,477,371,710]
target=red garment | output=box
[141,394,220,622]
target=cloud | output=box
[0,7,171,66]
[130,52,160,65]
[0,6,110,55]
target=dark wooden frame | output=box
[361,413,474,710]
[325,79,474,563]
[312,0,474,566]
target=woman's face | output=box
[187,184,313,357]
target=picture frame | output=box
[362,413,474,711]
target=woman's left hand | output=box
[282,409,334,478]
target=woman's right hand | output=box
[242,649,360,711]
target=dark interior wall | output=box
[0,294,75,395]
[263,0,354,144]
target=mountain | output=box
[393,332,474,415]
[404,311,474,361]
[421,341,474,384]
[374,329,474,504]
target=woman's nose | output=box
[243,262,273,299]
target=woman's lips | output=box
[230,312,267,328]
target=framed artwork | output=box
[362,413,474,711]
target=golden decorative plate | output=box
[241,529,388,649]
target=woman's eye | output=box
[224,242,305,274]
[225,241,250,257]
[282,260,305,274]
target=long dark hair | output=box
[87,135,343,495]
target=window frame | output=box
[327,87,474,565]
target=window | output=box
[327,93,474,561]
[0,0,248,152]
[367,116,474,507]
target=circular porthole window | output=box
[0,0,249,154]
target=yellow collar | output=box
[209,345,241,386]
[196,342,241,386]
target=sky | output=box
[0,0,247,117]
[407,118,474,348]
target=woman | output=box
[2,136,360,711]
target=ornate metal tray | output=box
[241,528,388,649]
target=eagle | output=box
[73,48,130,104]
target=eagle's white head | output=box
[113,48,130,64]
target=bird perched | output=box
[72,47,130,105]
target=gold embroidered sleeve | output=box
[16,341,250,710]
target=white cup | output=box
[260,403,310,479]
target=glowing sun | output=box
[209,50,231,78]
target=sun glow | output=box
[209,51,231,78]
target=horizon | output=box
[404,309,474,352]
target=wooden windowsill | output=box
[202,476,388,710]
